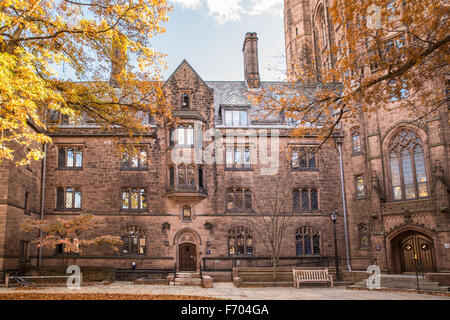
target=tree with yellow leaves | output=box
[251,0,449,145]
[0,0,172,165]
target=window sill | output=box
[54,208,82,212]
[225,167,253,171]
[354,195,368,200]
[120,167,149,171]
[291,168,319,172]
[293,210,320,213]
[226,209,255,214]
[120,209,149,213]
[56,167,83,170]
[351,151,363,157]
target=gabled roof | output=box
[219,92,251,107]
[163,59,211,91]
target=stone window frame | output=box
[295,226,321,256]
[57,145,83,169]
[351,127,363,155]
[290,146,318,171]
[228,226,253,256]
[19,240,30,261]
[358,223,370,250]
[182,205,192,222]
[121,225,147,256]
[385,128,430,202]
[120,188,148,212]
[292,188,319,212]
[355,174,366,199]
[178,89,193,110]
[120,145,148,171]
[56,187,82,211]
[226,188,253,213]
[225,144,252,171]
[171,123,195,147]
[24,191,30,216]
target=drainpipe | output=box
[337,138,352,271]
[38,142,47,266]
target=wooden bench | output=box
[293,268,333,288]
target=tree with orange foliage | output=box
[250,0,449,145]
[21,214,122,271]
[0,0,172,165]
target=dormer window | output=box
[181,93,190,109]
[224,109,249,126]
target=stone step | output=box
[169,278,202,286]
[175,273,200,278]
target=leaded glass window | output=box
[291,147,316,170]
[56,187,81,209]
[58,147,83,168]
[122,226,146,255]
[225,146,252,170]
[121,188,147,210]
[389,130,428,200]
[228,227,253,256]
[226,188,252,211]
[293,189,319,212]
[356,175,365,198]
[296,227,320,256]
[359,223,369,249]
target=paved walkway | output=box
[1,282,449,300]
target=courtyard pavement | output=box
[0,282,449,300]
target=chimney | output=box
[110,38,127,88]
[242,32,261,89]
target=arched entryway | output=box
[173,228,201,272]
[391,230,436,273]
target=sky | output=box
[57,0,287,82]
[153,0,287,81]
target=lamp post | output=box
[330,210,340,282]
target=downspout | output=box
[337,138,352,271]
[38,142,47,266]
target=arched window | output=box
[389,130,428,200]
[358,223,369,249]
[228,227,253,256]
[122,226,146,255]
[296,227,320,256]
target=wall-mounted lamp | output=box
[204,222,213,234]
[164,240,169,246]
[206,240,211,247]
[162,222,170,233]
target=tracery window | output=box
[358,223,369,249]
[296,227,320,256]
[389,130,428,201]
[178,165,196,187]
[122,226,146,255]
[228,227,253,256]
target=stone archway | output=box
[174,228,201,272]
[391,229,436,273]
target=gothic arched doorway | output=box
[392,230,436,273]
[179,243,196,271]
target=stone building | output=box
[284,0,450,273]
[0,1,448,281]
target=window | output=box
[228,227,253,256]
[296,227,320,256]
[121,188,147,210]
[198,167,204,190]
[355,175,365,198]
[19,240,30,259]
[291,147,316,170]
[56,187,81,209]
[181,93,190,109]
[224,109,249,126]
[121,147,147,169]
[178,165,195,187]
[388,80,409,102]
[225,146,251,170]
[182,205,192,221]
[169,166,175,188]
[358,223,369,249]
[55,243,65,254]
[175,125,194,146]
[58,147,82,168]
[352,128,362,153]
[24,192,30,215]
[226,188,252,211]
[293,189,319,211]
[122,226,146,255]
[389,130,428,200]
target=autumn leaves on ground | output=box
[0,291,217,300]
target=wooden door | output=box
[179,243,196,271]
[400,233,435,273]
